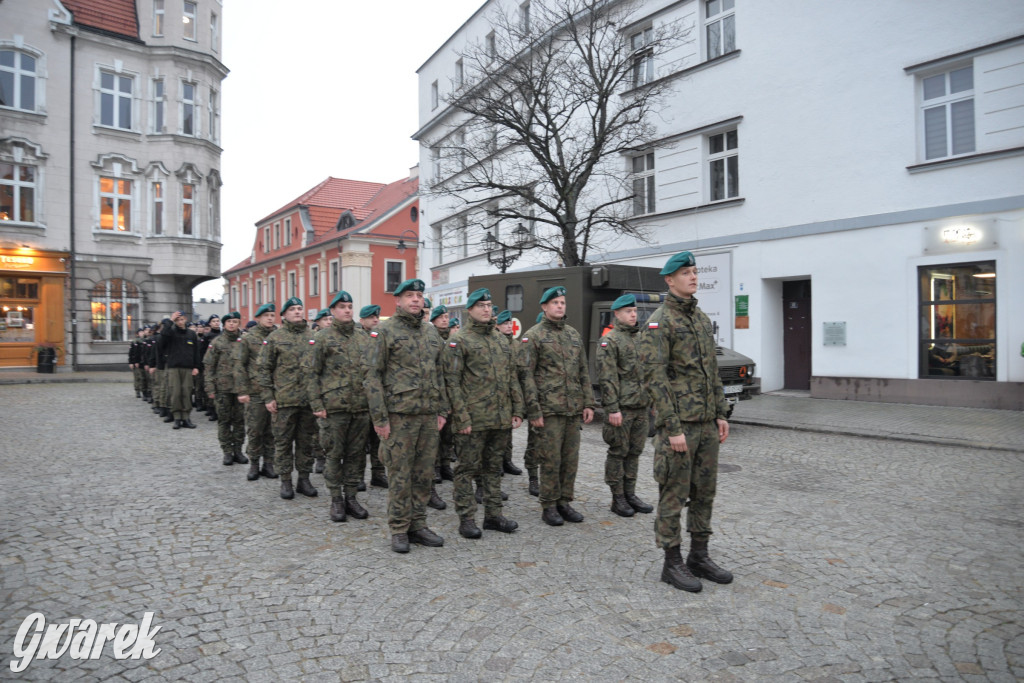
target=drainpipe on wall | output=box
[68,34,79,371]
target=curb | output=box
[0,377,133,385]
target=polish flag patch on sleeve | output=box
[648,322,659,329]
[262,340,268,345]
[600,341,608,347]
[521,337,529,343]
[370,331,378,338]
[309,339,315,344]
[449,341,457,347]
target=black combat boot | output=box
[233,446,249,465]
[528,470,539,497]
[345,494,369,520]
[686,538,733,584]
[208,407,218,421]
[625,492,653,514]
[428,486,446,510]
[330,496,346,522]
[391,533,410,553]
[483,516,518,533]
[662,545,702,592]
[433,464,442,484]
[610,493,635,517]
[135,390,141,398]
[260,457,278,479]
[542,506,564,526]
[502,458,523,475]
[370,471,389,488]
[172,419,183,429]
[440,461,455,481]
[152,404,161,413]
[357,480,367,492]
[222,450,234,466]
[246,459,260,481]
[314,457,325,474]
[408,527,444,547]
[556,503,584,523]
[459,517,482,539]
[296,474,318,497]
[280,477,295,500]
[164,412,175,423]
[182,418,196,429]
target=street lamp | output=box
[485,226,527,274]
[396,229,420,253]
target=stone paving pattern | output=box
[1,383,1021,681]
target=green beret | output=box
[424,298,432,309]
[540,286,567,304]
[611,294,636,310]
[430,304,448,322]
[222,311,241,322]
[496,310,512,324]
[329,290,353,308]
[313,308,330,321]
[359,304,380,319]
[449,317,460,328]
[659,250,696,275]
[536,312,544,323]
[254,302,275,317]
[492,305,499,316]
[466,288,491,308]
[280,297,303,315]
[393,279,425,296]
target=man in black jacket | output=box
[159,310,202,429]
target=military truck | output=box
[467,264,760,416]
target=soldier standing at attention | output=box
[129,328,144,398]
[310,292,371,523]
[520,287,595,526]
[201,315,222,421]
[150,320,172,422]
[521,311,545,496]
[158,310,201,429]
[236,303,277,481]
[638,251,733,593]
[429,305,455,498]
[310,308,331,475]
[445,290,524,539]
[598,294,654,517]
[205,311,248,467]
[364,279,449,554]
[496,310,525,477]
[357,305,388,490]
[257,297,318,500]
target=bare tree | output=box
[428,0,684,267]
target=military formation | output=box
[127,251,733,593]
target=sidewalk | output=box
[730,391,1023,452]
[0,369,132,385]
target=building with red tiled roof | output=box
[223,170,421,322]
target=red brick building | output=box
[223,170,419,321]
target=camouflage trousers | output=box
[653,420,719,549]
[272,405,315,477]
[245,401,274,464]
[214,392,245,455]
[602,407,649,495]
[323,411,370,498]
[378,413,438,535]
[454,428,508,520]
[166,368,193,419]
[524,424,539,471]
[435,419,455,468]
[311,420,327,461]
[535,414,582,507]
[365,426,385,479]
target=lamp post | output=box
[485,222,532,273]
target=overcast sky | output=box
[198,0,485,299]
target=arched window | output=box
[91,279,141,342]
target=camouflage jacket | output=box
[308,318,370,414]
[234,324,273,401]
[444,318,524,431]
[518,317,595,420]
[204,328,243,395]
[364,307,449,426]
[637,293,728,432]
[257,319,314,408]
[597,320,649,412]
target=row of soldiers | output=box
[131,250,734,593]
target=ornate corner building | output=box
[0,0,227,369]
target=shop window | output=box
[919,261,995,379]
[91,278,141,342]
[0,277,39,343]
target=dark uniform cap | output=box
[393,279,425,295]
[280,297,303,315]
[222,311,242,321]
[207,314,220,321]
[540,286,567,304]
[496,310,512,324]
[313,308,330,321]
[359,304,381,319]
[449,317,460,328]
[536,312,544,323]
[245,320,258,329]
[329,290,353,308]
[659,250,697,275]
[466,288,491,308]
[198,319,207,326]
[429,304,448,322]
[254,302,275,317]
[610,294,636,310]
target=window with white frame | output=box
[273,222,280,249]
[284,217,292,246]
[631,152,655,216]
[269,275,277,303]
[705,0,735,60]
[921,64,975,161]
[329,259,339,292]
[255,279,263,305]
[152,78,165,132]
[708,129,738,201]
[90,278,141,342]
[151,180,163,234]
[431,80,439,110]
[183,1,197,41]
[207,178,219,240]
[520,1,531,33]
[153,0,165,36]
[309,265,319,296]
[181,183,195,235]
[455,59,464,89]
[630,28,654,88]
[263,226,270,252]
[210,12,219,51]
[288,272,296,298]
[181,81,197,136]
[100,177,133,231]
[0,162,36,223]
[208,89,218,143]
[385,260,404,293]
[100,71,133,130]
[242,282,249,307]
[0,50,37,112]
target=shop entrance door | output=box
[783,280,812,390]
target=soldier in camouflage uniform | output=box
[310,308,331,475]
[257,297,319,500]
[521,311,545,496]
[520,287,595,526]
[429,306,456,493]
[496,310,525,477]
[364,279,449,553]
[637,251,733,593]
[236,303,278,480]
[310,293,371,523]
[445,290,524,539]
[598,294,654,517]
[358,305,388,490]
[204,311,248,467]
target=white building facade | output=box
[0,0,227,369]
[415,0,1024,409]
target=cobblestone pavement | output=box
[1,383,1022,681]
